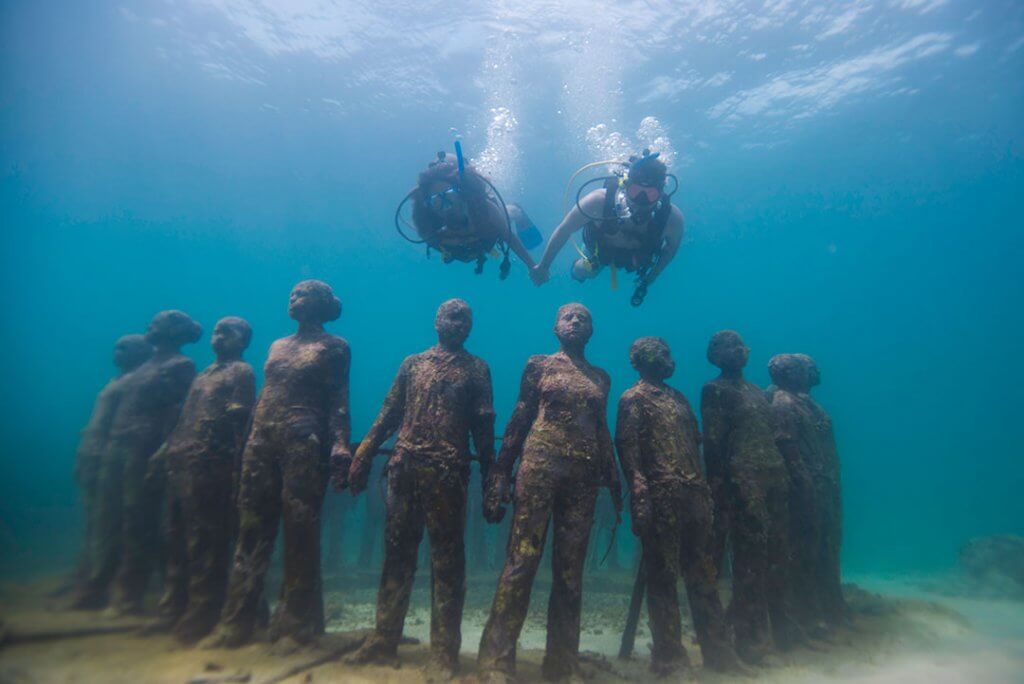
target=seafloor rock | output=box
[958,534,1024,599]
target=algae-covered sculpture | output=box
[701,330,800,663]
[477,303,622,682]
[98,311,201,615]
[769,353,826,635]
[70,334,153,609]
[798,354,849,626]
[345,298,496,679]
[615,337,742,675]
[153,317,256,643]
[203,280,351,649]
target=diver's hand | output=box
[529,264,550,286]
[483,471,509,523]
[346,442,375,495]
[328,443,352,492]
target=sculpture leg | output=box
[174,457,233,643]
[157,466,189,622]
[424,465,468,668]
[729,475,773,663]
[268,430,328,644]
[364,458,426,657]
[214,429,283,647]
[678,483,739,671]
[111,435,164,614]
[764,474,803,649]
[477,467,556,676]
[542,479,598,681]
[643,487,688,674]
[72,444,125,608]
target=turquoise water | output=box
[1,1,1022,585]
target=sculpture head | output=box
[554,302,593,348]
[435,298,472,349]
[113,334,153,372]
[629,336,675,382]
[211,316,253,360]
[146,310,202,350]
[768,353,810,393]
[796,353,821,388]
[288,280,341,325]
[707,330,749,373]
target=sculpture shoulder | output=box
[591,366,612,390]
[224,360,256,382]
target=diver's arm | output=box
[646,208,684,284]
[534,190,604,280]
[503,222,537,269]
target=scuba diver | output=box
[530,150,683,306]
[395,141,540,279]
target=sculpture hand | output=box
[328,443,352,492]
[630,477,652,538]
[347,442,375,495]
[483,471,508,523]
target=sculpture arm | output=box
[470,361,498,480]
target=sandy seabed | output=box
[1,571,1021,683]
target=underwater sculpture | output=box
[203,280,351,649]
[614,337,742,675]
[345,298,496,679]
[701,330,801,663]
[769,353,826,635]
[478,303,622,682]
[798,354,849,626]
[91,312,201,614]
[84,312,202,614]
[70,334,153,608]
[151,317,256,643]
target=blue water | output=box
[1,1,1022,583]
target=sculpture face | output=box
[288,280,341,324]
[113,334,153,372]
[797,354,821,388]
[707,330,749,372]
[211,317,252,358]
[554,303,593,347]
[768,354,810,393]
[630,336,675,380]
[435,299,472,348]
[146,310,202,348]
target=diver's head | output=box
[412,156,488,236]
[630,336,675,382]
[796,353,821,388]
[768,353,809,393]
[707,330,749,373]
[146,310,202,350]
[211,316,252,360]
[554,302,593,348]
[289,280,341,325]
[435,298,473,349]
[625,150,667,212]
[114,334,153,372]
